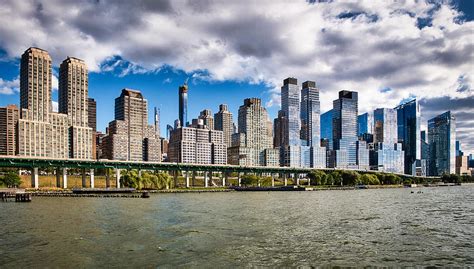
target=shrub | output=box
[308,170,326,185]
[0,172,22,188]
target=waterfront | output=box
[1,186,473,267]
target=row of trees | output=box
[0,172,22,188]
[120,170,173,190]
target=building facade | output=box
[198,109,214,130]
[102,89,161,162]
[59,57,93,159]
[395,99,421,175]
[179,83,188,127]
[228,98,278,167]
[332,90,358,169]
[428,111,456,176]
[0,105,19,156]
[214,104,234,148]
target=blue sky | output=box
[0,0,473,153]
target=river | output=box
[1,186,473,267]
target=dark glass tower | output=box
[395,99,421,175]
[428,111,456,176]
[178,83,188,127]
[332,90,358,168]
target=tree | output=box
[1,172,22,188]
[241,174,258,186]
[341,171,360,186]
[308,170,326,185]
[360,174,380,185]
[120,170,140,189]
[325,174,334,186]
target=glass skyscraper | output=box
[332,90,358,169]
[320,109,333,150]
[357,112,374,136]
[428,111,456,176]
[178,83,188,127]
[372,108,404,173]
[281,77,304,167]
[395,99,421,175]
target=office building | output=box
[102,89,161,162]
[214,104,234,147]
[332,90,358,169]
[0,105,19,156]
[428,111,456,176]
[395,99,421,175]
[88,98,96,131]
[273,110,287,149]
[59,57,93,159]
[320,109,333,150]
[358,112,374,137]
[300,81,326,168]
[179,83,188,127]
[456,155,469,175]
[228,98,278,166]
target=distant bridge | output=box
[0,156,420,189]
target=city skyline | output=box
[0,1,472,154]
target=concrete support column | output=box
[284,173,288,186]
[90,169,95,189]
[62,168,68,189]
[115,168,121,189]
[296,175,300,186]
[173,171,178,188]
[106,169,110,188]
[209,172,213,187]
[272,174,275,187]
[56,168,61,188]
[308,175,311,186]
[185,171,190,188]
[192,171,196,187]
[204,171,209,188]
[82,168,87,188]
[31,167,39,189]
[223,172,227,187]
[238,172,241,187]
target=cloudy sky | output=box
[0,0,473,153]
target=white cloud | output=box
[0,76,19,95]
[0,0,472,151]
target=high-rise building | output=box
[428,111,456,176]
[358,112,374,137]
[102,89,161,162]
[198,109,214,130]
[280,78,305,167]
[456,155,469,175]
[273,110,287,149]
[179,83,188,127]
[18,47,69,158]
[455,140,463,157]
[332,90,358,169]
[300,81,326,168]
[228,98,278,166]
[395,99,421,175]
[59,57,93,159]
[320,109,333,150]
[88,98,96,131]
[371,108,404,173]
[0,105,19,156]
[214,104,234,148]
[168,121,227,165]
[154,107,160,138]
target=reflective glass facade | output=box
[320,109,333,150]
[395,99,421,175]
[428,111,456,176]
[333,91,358,168]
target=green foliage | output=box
[260,177,273,187]
[330,171,342,186]
[341,171,360,186]
[120,170,172,190]
[359,174,380,185]
[325,174,335,185]
[120,170,140,189]
[308,170,326,185]
[240,174,259,186]
[383,174,402,185]
[0,171,22,188]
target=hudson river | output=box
[1,186,473,267]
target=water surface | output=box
[1,186,473,267]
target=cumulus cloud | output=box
[0,0,472,151]
[0,76,19,95]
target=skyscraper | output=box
[88,98,97,131]
[18,47,69,158]
[59,57,93,159]
[332,90,358,169]
[214,104,234,148]
[0,105,19,156]
[198,109,214,130]
[228,98,278,166]
[273,110,287,149]
[320,109,333,150]
[179,83,188,127]
[395,99,421,175]
[428,111,456,176]
[300,81,326,168]
[103,89,161,162]
[358,112,374,137]
[280,78,304,167]
[371,108,404,173]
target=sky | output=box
[0,0,473,154]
